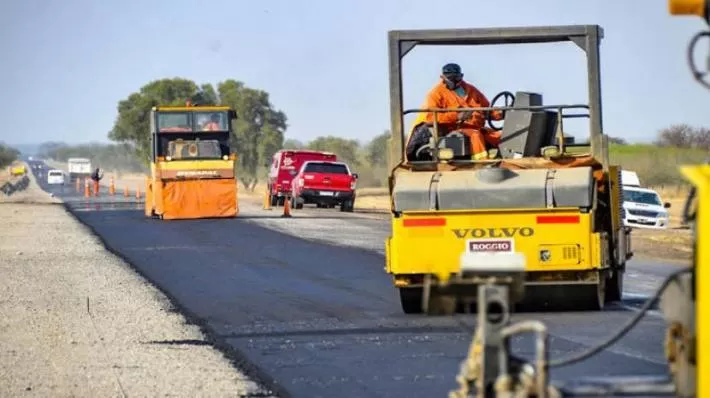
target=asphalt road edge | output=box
[58,202,295,398]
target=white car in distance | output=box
[47,169,65,185]
[622,186,671,229]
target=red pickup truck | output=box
[290,160,358,212]
[267,149,336,206]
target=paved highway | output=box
[28,160,679,398]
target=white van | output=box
[620,170,641,187]
[47,169,65,185]
[620,170,670,229]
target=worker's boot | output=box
[488,148,502,159]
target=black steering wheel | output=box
[487,91,515,131]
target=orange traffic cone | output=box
[263,189,272,210]
[135,185,141,199]
[84,178,90,197]
[109,177,115,195]
[93,180,99,196]
[281,195,292,218]
[124,186,129,197]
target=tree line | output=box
[35,75,708,189]
[654,124,710,151]
[36,141,146,174]
[0,142,20,169]
[282,133,390,188]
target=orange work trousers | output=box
[458,128,501,159]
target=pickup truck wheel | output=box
[294,196,304,209]
[399,287,423,314]
[340,199,354,212]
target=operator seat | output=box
[498,92,559,159]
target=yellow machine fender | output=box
[680,164,709,397]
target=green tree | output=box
[217,79,287,191]
[364,130,390,168]
[37,141,69,159]
[283,139,304,149]
[109,77,207,162]
[307,136,360,166]
[195,84,218,105]
[0,143,20,168]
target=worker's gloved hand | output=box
[457,110,473,123]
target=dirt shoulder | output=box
[0,162,62,205]
[0,183,266,396]
[631,227,694,265]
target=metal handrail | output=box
[403,104,590,164]
[403,104,589,115]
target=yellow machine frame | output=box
[144,104,239,220]
[445,2,708,395]
[384,25,630,314]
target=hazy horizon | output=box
[2,0,709,148]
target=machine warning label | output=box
[467,239,514,252]
[176,170,219,177]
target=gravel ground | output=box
[0,163,62,205]
[0,178,266,397]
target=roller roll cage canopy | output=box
[149,106,237,161]
[387,25,606,168]
[150,106,237,134]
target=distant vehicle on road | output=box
[47,169,65,185]
[621,169,641,187]
[622,185,671,229]
[267,149,336,206]
[619,169,670,229]
[290,160,358,212]
[67,158,91,181]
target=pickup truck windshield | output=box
[304,163,348,174]
[623,189,662,206]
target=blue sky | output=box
[1,0,708,146]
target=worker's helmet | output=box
[442,63,463,81]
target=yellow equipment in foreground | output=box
[445,1,708,396]
[144,103,239,220]
[384,25,631,314]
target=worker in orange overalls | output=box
[406,63,504,161]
